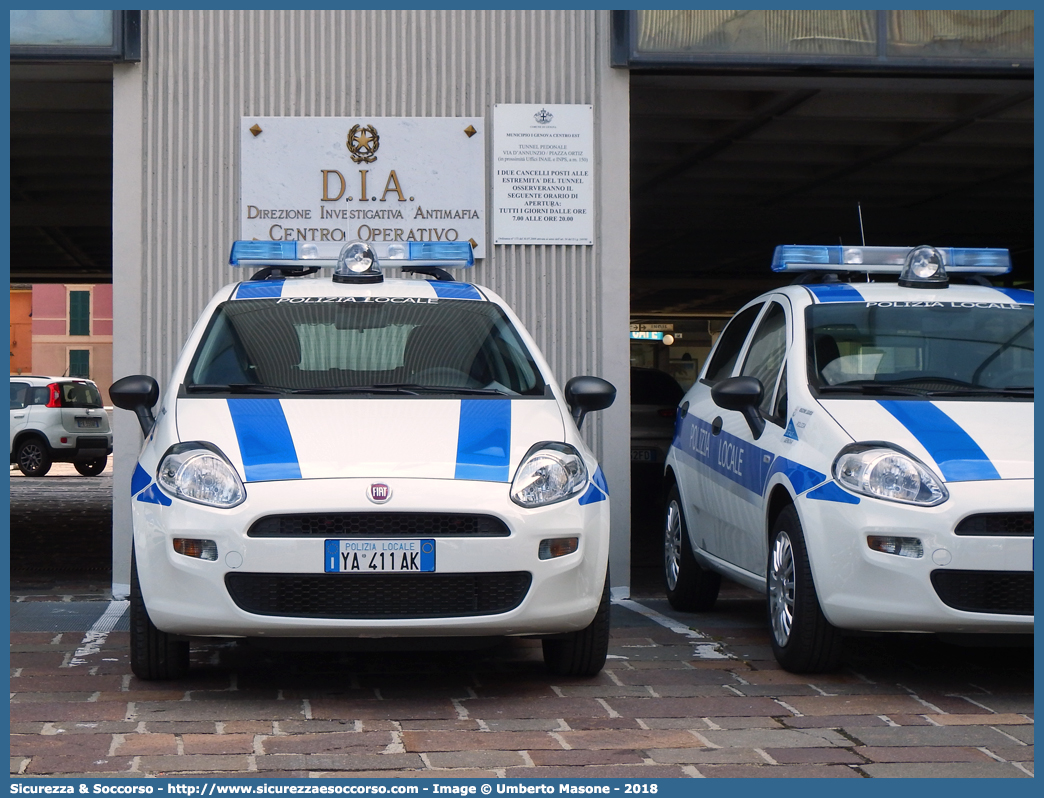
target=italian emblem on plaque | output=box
[347,124,380,163]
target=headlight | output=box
[510,443,588,508]
[834,445,947,506]
[158,442,246,508]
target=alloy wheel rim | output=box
[664,499,682,590]
[769,530,796,647]
[20,444,42,471]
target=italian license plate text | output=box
[324,539,435,573]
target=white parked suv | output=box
[10,376,113,476]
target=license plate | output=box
[631,448,658,462]
[324,539,435,573]
[76,417,101,429]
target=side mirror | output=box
[711,376,765,439]
[564,376,616,430]
[110,375,160,436]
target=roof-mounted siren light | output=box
[333,241,383,284]
[229,240,475,271]
[771,245,1011,281]
[899,245,947,289]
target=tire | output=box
[767,505,842,673]
[663,485,720,611]
[542,572,610,677]
[130,548,190,680]
[16,438,52,477]
[74,456,107,477]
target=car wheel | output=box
[663,485,720,611]
[130,547,190,680]
[74,456,107,477]
[767,505,842,673]
[542,572,610,677]
[16,438,52,477]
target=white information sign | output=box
[493,104,594,245]
[240,117,486,258]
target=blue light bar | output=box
[229,241,302,265]
[771,245,1011,276]
[229,239,475,269]
[400,242,474,265]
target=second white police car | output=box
[663,245,1033,672]
[112,240,615,680]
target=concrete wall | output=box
[111,10,630,597]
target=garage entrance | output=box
[623,11,1033,589]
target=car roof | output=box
[228,275,495,304]
[763,281,1032,309]
[10,376,97,383]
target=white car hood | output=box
[820,399,1033,482]
[176,396,565,483]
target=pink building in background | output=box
[25,284,114,405]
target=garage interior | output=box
[9,47,1034,590]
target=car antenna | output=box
[857,202,870,282]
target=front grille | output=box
[225,571,532,619]
[249,513,510,538]
[955,513,1034,537]
[930,570,1033,616]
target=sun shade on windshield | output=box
[806,303,1033,393]
[186,299,546,396]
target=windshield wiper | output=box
[286,385,421,395]
[185,383,287,394]
[372,382,512,396]
[816,383,925,396]
[924,387,1033,398]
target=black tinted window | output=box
[740,303,787,416]
[60,382,103,408]
[704,303,763,384]
[10,382,28,409]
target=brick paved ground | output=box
[9,472,1034,779]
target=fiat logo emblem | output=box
[368,483,392,504]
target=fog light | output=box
[867,535,923,558]
[539,537,579,560]
[173,538,218,561]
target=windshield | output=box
[806,302,1033,397]
[185,298,547,396]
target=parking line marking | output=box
[67,600,129,668]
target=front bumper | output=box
[798,479,1033,634]
[132,476,610,639]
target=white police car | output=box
[663,245,1033,673]
[111,240,615,680]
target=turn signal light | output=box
[173,538,218,561]
[867,535,923,559]
[538,537,579,560]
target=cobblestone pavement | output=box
[9,474,1034,779]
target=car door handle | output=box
[13,413,25,418]
[711,417,723,436]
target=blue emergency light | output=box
[229,239,475,269]
[771,245,1011,276]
